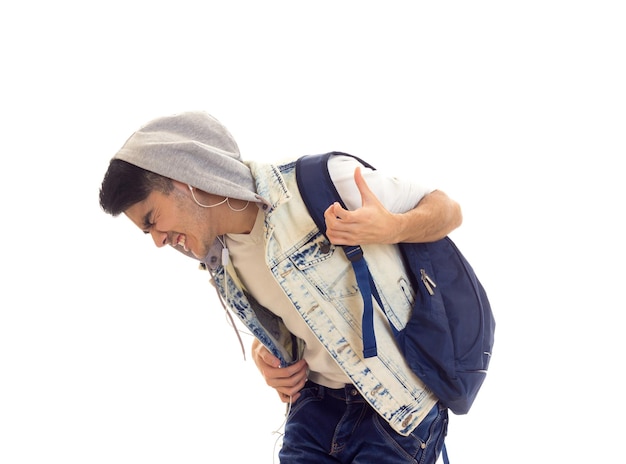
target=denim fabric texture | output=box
[279,381,448,464]
[210,159,438,435]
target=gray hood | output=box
[114,111,259,203]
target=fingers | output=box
[265,359,308,389]
[278,391,295,403]
[352,166,374,206]
[321,167,379,244]
[265,359,308,403]
[251,340,308,403]
[322,166,397,245]
[252,338,281,368]
[323,202,352,244]
[323,167,373,219]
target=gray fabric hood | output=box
[114,111,259,203]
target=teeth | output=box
[177,235,188,251]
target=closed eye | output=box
[141,211,154,234]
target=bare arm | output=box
[251,338,308,403]
[323,167,462,245]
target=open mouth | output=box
[176,234,189,252]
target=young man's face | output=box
[124,181,221,260]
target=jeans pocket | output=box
[286,384,322,419]
[373,403,448,464]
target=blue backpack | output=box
[295,152,495,417]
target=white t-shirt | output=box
[226,154,432,388]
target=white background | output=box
[1,1,624,463]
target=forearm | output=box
[391,190,462,243]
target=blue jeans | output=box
[279,381,448,464]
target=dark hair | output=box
[99,159,174,216]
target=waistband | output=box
[304,380,366,404]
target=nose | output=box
[150,229,169,248]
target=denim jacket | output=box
[205,159,437,436]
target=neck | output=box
[231,201,258,234]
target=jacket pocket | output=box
[287,231,359,301]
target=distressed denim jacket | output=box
[205,159,437,435]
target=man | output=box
[99,111,462,463]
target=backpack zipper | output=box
[420,269,437,295]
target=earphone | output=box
[216,234,229,266]
[188,184,228,208]
[188,185,250,212]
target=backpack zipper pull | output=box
[421,269,437,296]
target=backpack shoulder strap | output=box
[295,152,337,235]
[295,152,379,357]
